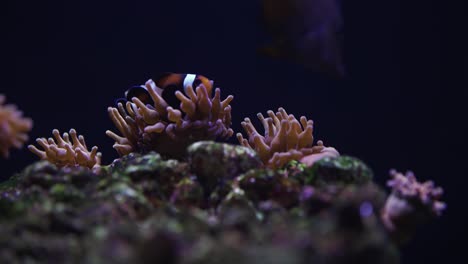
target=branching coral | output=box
[106,79,234,158]
[28,129,102,169]
[237,107,338,169]
[381,170,446,243]
[0,94,33,158]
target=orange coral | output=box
[106,79,234,158]
[28,129,101,169]
[0,94,33,158]
[237,107,338,169]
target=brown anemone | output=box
[28,129,101,170]
[106,79,234,158]
[237,107,338,169]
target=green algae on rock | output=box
[237,168,302,209]
[170,177,204,208]
[0,139,444,263]
[187,141,262,193]
[301,155,373,186]
[110,152,188,181]
[109,151,189,200]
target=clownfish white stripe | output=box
[183,74,197,93]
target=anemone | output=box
[237,107,338,169]
[106,79,234,158]
[0,94,33,158]
[28,128,102,169]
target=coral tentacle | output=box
[107,77,234,158]
[29,129,101,169]
[238,108,338,169]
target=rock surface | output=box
[0,141,444,263]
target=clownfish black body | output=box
[117,73,212,109]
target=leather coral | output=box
[106,79,234,158]
[237,107,338,169]
[0,94,33,158]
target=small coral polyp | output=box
[28,129,101,169]
[385,169,446,216]
[106,79,234,158]
[381,169,446,243]
[237,107,338,169]
[0,94,33,158]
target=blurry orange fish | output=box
[260,0,345,77]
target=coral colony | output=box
[237,107,339,169]
[106,79,233,158]
[28,129,102,171]
[0,95,33,158]
[0,76,445,263]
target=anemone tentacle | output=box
[106,79,234,158]
[237,107,338,169]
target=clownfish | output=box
[117,73,212,109]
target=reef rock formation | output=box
[188,141,262,193]
[0,144,445,263]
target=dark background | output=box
[2,0,466,263]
